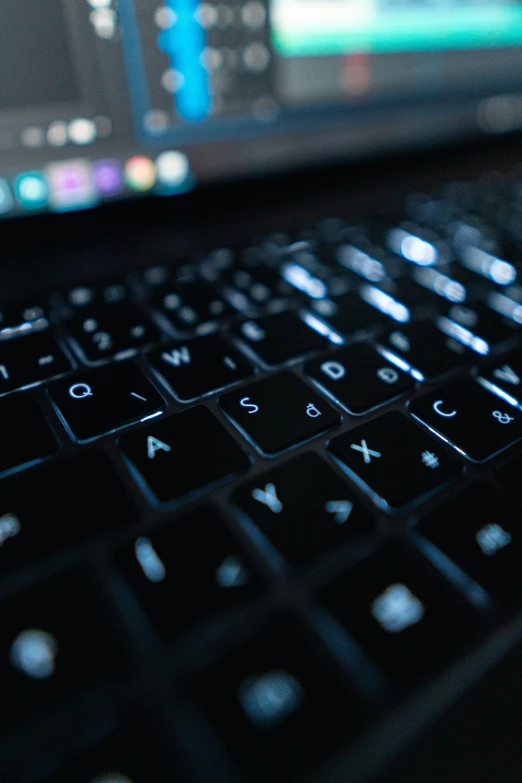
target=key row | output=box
[3,403,522,589]
[4,250,521,377]
[3,361,522,512]
[0,297,520,407]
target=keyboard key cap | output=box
[479,347,522,406]
[67,303,161,362]
[65,280,129,308]
[310,291,387,335]
[233,311,327,366]
[232,454,374,566]
[41,720,179,783]
[192,617,358,781]
[306,343,414,414]
[438,302,519,353]
[0,331,72,393]
[379,322,471,380]
[0,299,48,330]
[328,412,462,510]
[49,361,166,441]
[320,542,476,686]
[220,373,341,455]
[0,394,58,475]
[409,377,522,462]
[220,262,291,313]
[418,483,522,603]
[119,406,250,504]
[154,281,234,331]
[0,451,137,575]
[0,572,120,728]
[115,505,260,638]
[149,332,253,401]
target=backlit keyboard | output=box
[4,174,522,783]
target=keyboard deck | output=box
[3,174,522,782]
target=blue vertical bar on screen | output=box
[166,0,211,121]
[117,0,153,140]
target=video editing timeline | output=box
[273,0,522,57]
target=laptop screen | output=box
[1,0,522,217]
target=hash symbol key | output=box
[328,412,462,510]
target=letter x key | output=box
[350,440,381,464]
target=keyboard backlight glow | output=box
[437,315,489,355]
[413,267,466,303]
[477,377,520,409]
[337,245,386,282]
[388,228,437,266]
[135,537,167,582]
[487,291,522,324]
[461,246,516,286]
[281,262,328,299]
[303,312,344,344]
[360,285,410,323]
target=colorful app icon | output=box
[45,159,98,212]
[92,159,123,197]
[0,178,14,215]
[14,171,49,210]
[155,150,191,192]
[124,155,156,192]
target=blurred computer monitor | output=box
[1,0,522,216]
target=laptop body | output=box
[1,2,522,782]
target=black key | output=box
[223,263,291,312]
[0,300,47,330]
[149,332,253,401]
[497,451,522,501]
[115,505,260,638]
[233,454,374,566]
[0,451,137,575]
[49,361,166,441]
[379,322,471,380]
[320,542,476,686]
[153,280,233,331]
[306,343,413,414]
[233,311,327,366]
[438,302,519,352]
[191,617,357,781]
[119,406,249,504]
[0,331,72,393]
[0,572,120,728]
[310,290,387,335]
[479,347,522,406]
[375,277,441,312]
[220,373,341,455]
[67,303,161,362]
[418,483,522,603]
[41,720,178,783]
[328,412,462,510]
[409,377,522,462]
[0,394,57,475]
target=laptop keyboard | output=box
[3,174,522,782]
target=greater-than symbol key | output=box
[232,453,374,565]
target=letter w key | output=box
[162,346,191,367]
[149,333,254,402]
